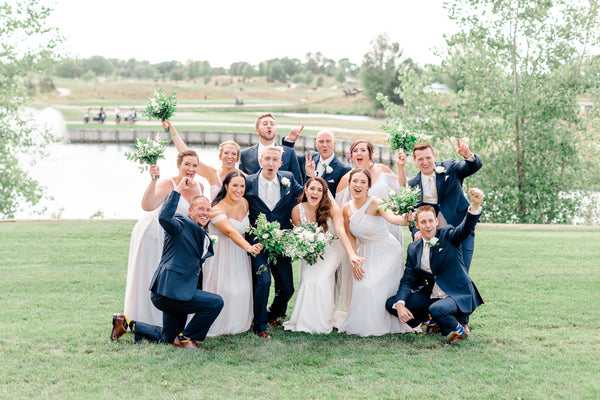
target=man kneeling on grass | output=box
[386,188,485,345]
[111,178,223,349]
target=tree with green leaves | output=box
[0,0,63,219]
[360,33,419,108]
[381,0,600,224]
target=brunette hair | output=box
[348,168,372,188]
[346,140,374,164]
[412,142,435,158]
[212,171,246,206]
[218,141,241,162]
[177,149,199,165]
[301,177,332,231]
[255,112,275,130]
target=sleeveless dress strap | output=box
[298,203,309,224]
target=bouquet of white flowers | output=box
[245,213,292,265]
[379,186,421,224]
[382,121,420,152]
[141,89,177,130]
[289,222,335,265]
[124,137,167,173]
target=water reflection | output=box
[15,143,218,220]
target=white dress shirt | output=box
[258,174,281,210]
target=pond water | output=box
[15,143,218,220]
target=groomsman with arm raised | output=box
[239,112,304,185]
[111,178,223,349]
[243,145,304,339]
[386,188,485,344]
[407,140,482,271]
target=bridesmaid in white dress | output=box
[123,150,203,327]
[203,171,262,336]
[338,168,418,337]
[334,140,408,312]
[164,120,243,200]
[283,177,364,334]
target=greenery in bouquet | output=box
[124,137,167,173]
[141,89,177,122]
[382,121,420,152]
[245,213,292,265]
[379,186,421,225]
[289,222,335,265]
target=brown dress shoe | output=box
[173,336,203,349]
[461,323,470,335]
[111,314,127,341]
[446,329,468,345]
[268,318,282,327]
[256,331,272,339]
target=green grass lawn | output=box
[0,221,598,399]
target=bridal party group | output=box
[110,112,485,349]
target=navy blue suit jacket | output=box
[149,191,214,302]
[239,143,303,185]
[393,211,484,314]
[244,170,304,233]
[409,155,482,235]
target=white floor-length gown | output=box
[337,197,416,336]
[283,205,342,334]
[203,212,253,336]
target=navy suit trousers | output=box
[134,290,223,343]
[250,252,294,332]
[386,292,470,336]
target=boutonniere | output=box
[424,237,439,247]
[324,163,333,174]
[434,165,446,174]
[210,235,218,244]
[280,177,290,187]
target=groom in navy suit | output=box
[407,140,482,271]
[111,179,223,349]
[386,188,485,344]
[239,112,304,185]
[282,129,352,195]
[244,145,304,338]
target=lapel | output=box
[414,171,424,203]
[428,233,441,273]
[247,145,260,173]
[277,172,291,200]
[435,163,445,198]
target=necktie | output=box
[423,175,434,197]
[266,181,274,209]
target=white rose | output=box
[435,166,446,174]
[325,165,333,174]
[262,233,269,239]
[281,177,290,187]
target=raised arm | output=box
[373,197,409,226]
[162,120,220,185]
[158,178,194,235]
[141,165,173,211]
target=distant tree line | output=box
[50,53,362,86]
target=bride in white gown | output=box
[334,140,408,312]
[203,171,262,336]
[338,168,418,336]
[123,151,203,327]
[283,177,364,334]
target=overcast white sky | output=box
[45,0,458,68]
